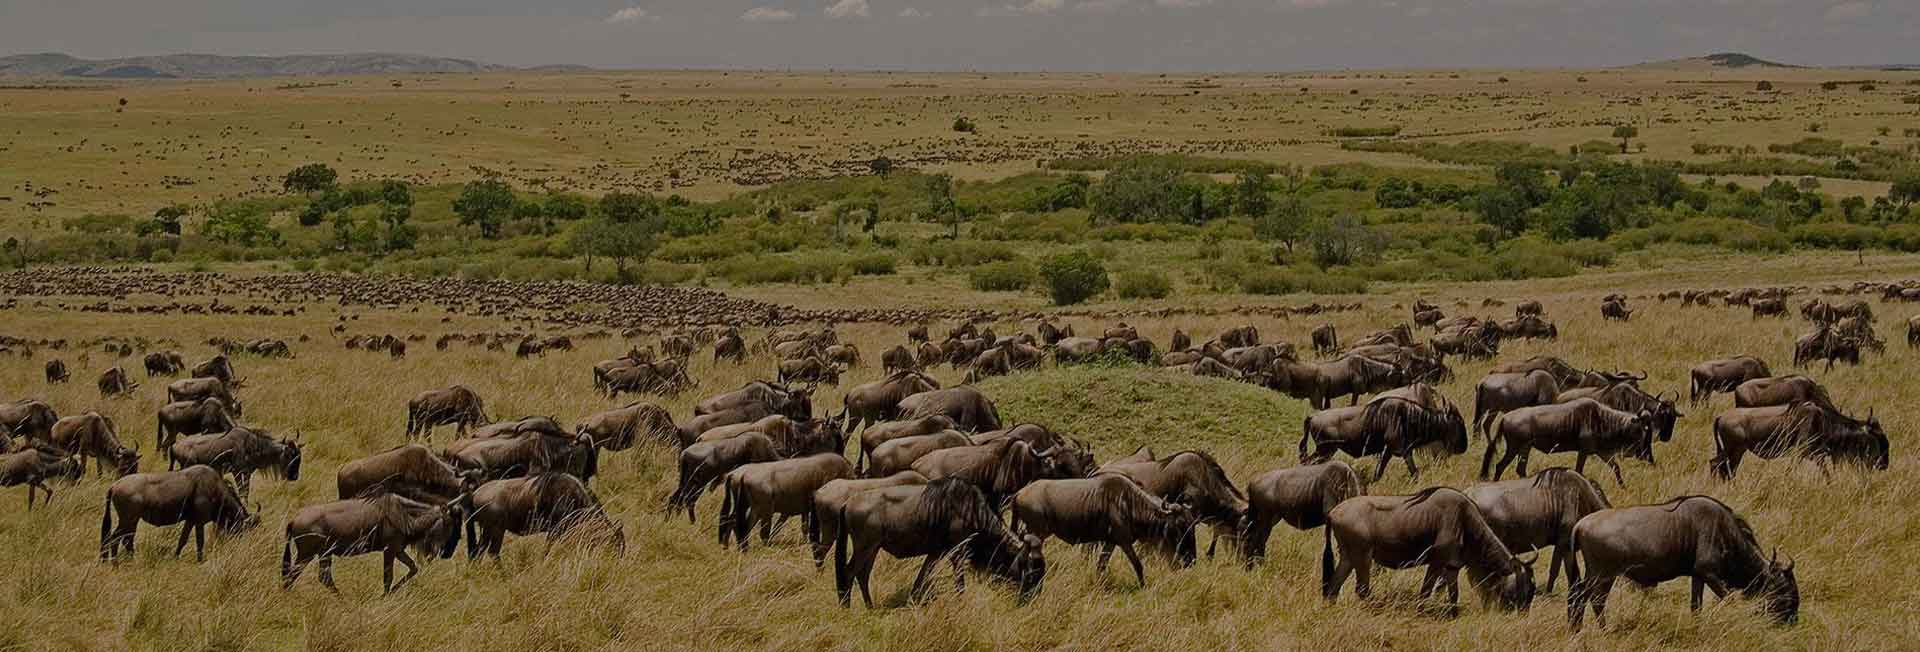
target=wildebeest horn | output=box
[1517,552,1539,566]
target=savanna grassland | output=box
[2,258,1919,652]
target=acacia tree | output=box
[282,163,338,196]
[452,179,517,239]
[1612,125,1639,154]
[921,174,971,238]
[1232,170,1272,218]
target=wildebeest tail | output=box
[717,475,736,546]
[1472,384,1487,437]
[833,505,852,603]
[99,494,113,555]
[279,526,293,585]
[1319,524,1336,599]
[1297,415,1313,459]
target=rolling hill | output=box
[0,52,559,79]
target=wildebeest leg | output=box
[1515,449,1531,479]
[1545,543,1565,593]
[1696,574,1731,610]
[174,524,194,558]
[908,554,942,603]
[1372,451,1393,483]
[1240,513,1274,567]
[1402,448,1419,479]
[1094,544,1114,577]
[194,523,207,562]
[1443,568,1461,617]
[1690,577,1707,611]
[465,518,480,561]
[1418,565,1443,598]
[386,548,420,594]
[318,556,338,592]
[1352,555,1373,600]
[1602,456,1626,487]
[1587,575,1615,629]
[851,543,882,609]
[487,528,506,558]
[1492,445,1520,481]
[1119,542,1146,587]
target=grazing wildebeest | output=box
[911,438,1086,507]
[1010,475,1197,586]
[97,366,137,397]
[467,416,570,441]
[144,350,185,377]
[695,381,814,420]
[1515,300,1545,318]
[405,385,489,440]
[1482,399,1655,485]
[44,359,68,384]
[336,444,479,503]
[866,430,973,478]
[856,415,957,473]
[1096,449,1249,562]
[465,473,623,559]
[281,493,468,593]
[1473,370,1562,438]
[1792,326,1861,370]
[809,471,928,567]
[1323,487,1538,615]
[1300,384,1469,481]
[575,401,680,450]
[669,433,779,522]
[1689,356,1772,405]
[443,431,597,483]
[897,386,1002,433]
[169,426,303,495]
[100,464,259,562]
[1035,321,1070,346]
[0,448,83,510]
[155,398,235,457]
[1909,315,1920,348]
[1265,355,1404,410]
[832,478,1047,608]
[1555,382,1683,444]
[719,453,855,554]
[1311,324,1339,356]
[1750,298,1787,318]
[1568,496,1799,630]
[603,361,692,397]
[1240,461,1365,564]
[1733,375,1834,410]
[166,378,243,418]
[50,412,141,477]
[880,344,917,374]
[714,332,747,363]
[1463,468,1611,593]
[190,355,238,385]
[0,399,58,441]
[842,370,940,434]
[1711,402,1889,479]
[1599,299,1631,322]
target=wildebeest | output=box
[669,432,779,521]
[1311,324,1339,356]
[714,331,747,363]
[1792,325,1861,370]
[169,426,303,495]
[100,464,259,562]
[50,412,141,477]
[1711,401,1889,478]
[0,448,83,510]
[144,350,185,377]
[1599,299,1631,322]
[1568,496,1799,630]
[1300,384,1469,481]
[1473,370,1562,438]
[443,430,597,483]
[97,366,137,397]
[1463,468,1611,593]
[1096,449,1248,561]
[1750,298,1787,318]
[591,347,653,391]
[1010,475,1197,586]
[1515,299,1545,318]
[1733,375,1834,410]
[467,416,570,441]
[1240,461,1365,563]
[897,386,1002,433]
[695,381,814,420]
[0,399,59,441]
[1689,356,1773,405]
[832,478,1047,608]
[44,359,68,384]
[809,471,928,567]
[602,361,692,397]
[465,473,623,558]
[842,370,940,434]
[866,430,973,478]
[166,377,243,416]
[1482,399,1655,485]
[1555,382,1683,444]
[190,354,238,385]
[405,385,489,440]
[880,344,917,374]
[575,401,680,450]
[855,414,956,473]
[1323,487,1538,614]
[336,444,479,503]
[281,493,468,593]
[155,398,235,458]
[1265,355,1404,410]
[911,438,1088,506]
[718,453,855,554]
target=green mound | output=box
[976,366,1305,461]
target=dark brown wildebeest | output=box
[336,444,479,503]
[1515,299,1545,318]
[1011,475,1197,586]
[1750,298,1787,318]
[1689,356,1772,405]
[169,426,303,495]
[1489,356,1610,391]
[0,448,83,510]
[603,361,692,397]
[1240,461,1365,564]
[833,478,1047,608]
[1353,324,1414,348]
[1556,383,1684,444]
[1311,324,1339,356]
[1052,336,1110,365]
[669,432,779,522]
[467,416,570,441]
[714,332,747,363]
[0,399,58,441]
[1733,375,1833,410]
[387,338,407,358]
[405,385,489,441]
[444,430,597,483]
[661,334,697,358]
[575,401,680,450]
[1473,370,1562,438]
[695,381,814,420]
[824,343,862,368]
[777,356,841,386]
[1035,321,1070,346]
[155,397,235,457]
[911,438,1085,507]
[1223,343,1295,375]
[898,386,1002,433]
[1265,355,1404,410]
[1599,299,1631,322]
[867,430,972,478]
[856,415,956,473]
[100,464,259,562]
[1217,324,1259,348]
[1323,487,1538,615]
[50,412,141,477]
[809,471,928,567]
[166,377,242,415]
[1097,449,1249,562]
[1464,468,1611,593]
[719,453,856,554]
[880,344,917,374]
[591,347,654,392]
[1413,298,1441,313]
[1431,322,1500,359]
[1792,325,1861,370]
[1909,315,1920,348]
[465,473,623,559]
[1495,314,1559,340]
[1300,383,1470,481]
[97,366,137,397]
[1711,402,1889,479]
[1103,322,1140,341]
[281,493,468,593]
[1568,496,1799,630]
[1168,328,1191,354]
[144,350,185,377]
[44,359,68,384]
[1413,309,1446,330]
[963,346,1015,384]
[772,338,823,361]
[190,354,238,385]
[842,370,941,434]
[1482,398,1655,485]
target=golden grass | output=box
[2,260,1919,650]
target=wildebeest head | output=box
[1628,410,1658,465]
[1488,554,1540,611]
[1009,534,1048,602]
[1037,441,1096,479]
[112,444,142,477]
[274,433,305,481]
[1757,550,1800,624]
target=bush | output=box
[1113,269,1172,299]
[969,260,1036,292]
[847,253,898,276]
[1037,251,1110,305]
[1791,222,1881,250]
[1239,267,1368,295]
[1553,240,1616,267]
[1328,125,1403,138]
[908,240,1020,267]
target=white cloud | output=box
[981,0,1067,15]
[898,7,931,18]
[604,7,656,24]
[1824,1,1870,21]
[741,7,798,22]
[826,0,870,19]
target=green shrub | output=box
[1239,267,1368,295]
[1038,251,1110,305]
[969,260,1036,292]
[1884,225,1920,252]
[1553,240,1616,267]
[1791,222,1881,250]
[847,253,898,276]
[1113,269,1172,299]
[1328,125,1403,138]
[907,240,1020,267]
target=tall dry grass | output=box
[1,274,1917,651]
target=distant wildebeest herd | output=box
[5,279,1914,631]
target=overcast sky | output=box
[4,0,1915,71]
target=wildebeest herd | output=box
[2,281,1909,635]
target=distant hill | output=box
[1630,52,1801,71]
[0,52,589,79]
